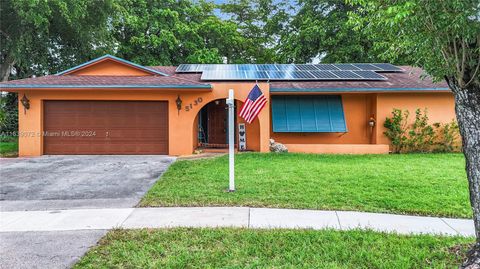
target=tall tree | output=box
[277,0,413,64]
[0,0,116,81]
[220,0,291,63]
[348,0,480,267]
[113,0,248,65]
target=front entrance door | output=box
[207,100,227,145]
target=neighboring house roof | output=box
[0,75,212,89]
[57,54,170,76]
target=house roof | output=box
[0,53,449,93]
[56,54,170,76]
[0,74,212,89]
[269,66,449,92]
[0,55,211,90]
[148,65,449,93]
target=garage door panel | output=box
[44,101,168,155]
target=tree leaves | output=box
[347,0,480,85]
[1,0,116,80]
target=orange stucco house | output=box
[0,55,456,157]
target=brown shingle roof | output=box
[269,66,448,92]
[149,65,449,92]
[1,66,448,92]
[0,74,211,89]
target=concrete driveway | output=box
[0,155,174,269]
[0,155,175,211]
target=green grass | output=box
[74,228,472,269]
[140,153,470,218]
[0,136,18,157]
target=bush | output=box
[434,120,461,152]
[383,109,409,153]
[406,109,436,152]
[384,108,461,153]
[0,92,18,134]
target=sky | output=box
[211,0,297,19]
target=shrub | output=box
[405,109,436,152]
[384,108,461,153]
[0,93,18,134]
[383,109,409,153]
[434,120,461,152]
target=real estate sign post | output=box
[227,89,235,192]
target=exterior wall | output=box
[271,93,376,145]
[16,82,270,156]
[14,79,453,156]
[236,100,261,151]
[270,92,455,154]
[67,59,152,76]
[375,92,456,146]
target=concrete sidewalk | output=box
[0,207,475,237]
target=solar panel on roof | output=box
[176,64,199,72]
[332,71,361,79]
[313,64,339,71]
[177,63,403,73]
[184,63,393,81]
[333,64,361,71]
[309,70,338,79]
[352,63,381,71]
[175,64,189,72]
[217,64,239,71]
[237,64,257,71]
[352,71,386,80]
[295,65,318,71]
[201,70,246,80]
[371,63,403,72]
[290,71,315,79]
[256,64,278,71]
[245,70,269,79]
[275,64,296,71]
[267,71,291,79]
[202,65,218,71]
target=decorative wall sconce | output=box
[20,94,30,114]
[368,116,376,127]
[175,95,182,114]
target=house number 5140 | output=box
[185,97,203,111]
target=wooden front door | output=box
[207,100,227,145]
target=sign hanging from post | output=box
[238,123,246,151]
[226,89,235,192]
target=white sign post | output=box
[226,89,235,192]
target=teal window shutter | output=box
[272,95,347,132]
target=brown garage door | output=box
[43,101,168,155]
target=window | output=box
[271,95,347,132]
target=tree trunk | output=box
[447,77,480,268]
[0,54,14,82]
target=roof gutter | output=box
[270,87,451,93]
[0,84,212,89]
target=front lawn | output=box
[140,153,470,218]
[0,136,18,157]
[74,228,471,268]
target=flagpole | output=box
[226,89,235,192]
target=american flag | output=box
[239,84,267,123]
